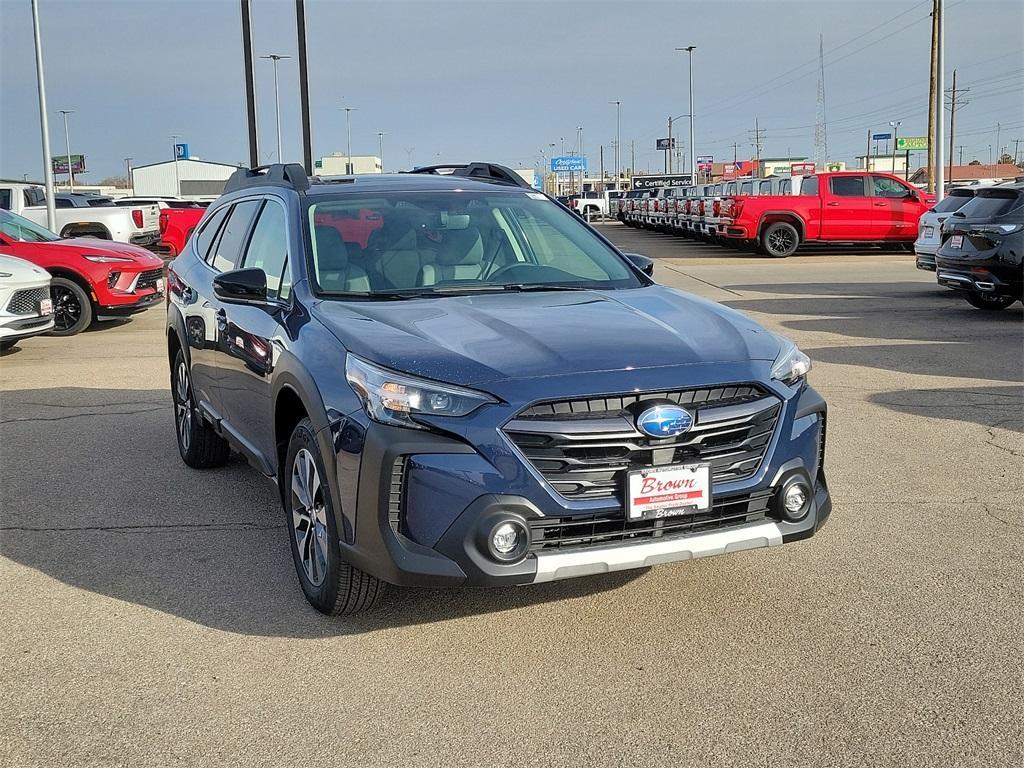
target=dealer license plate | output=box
[156,277,165,293]
[949,235,963,249]
[923,226,934,238]
[627,463,711,521]
[39,298,53,316]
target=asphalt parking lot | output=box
[2,224,1021,767]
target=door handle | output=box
[826,202,840,207]
[873,202,888,206]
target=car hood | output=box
[314,285,781,386]
[19,237,164,266]
[0,253,50,284]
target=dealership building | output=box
[130,158,242,197]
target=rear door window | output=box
[801,176,819,196]
[830,176,867,197]
[208,199,261,272]
[0,189,10,210]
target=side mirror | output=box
[213,267,267,304]
[624,252,655,277]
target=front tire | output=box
[171,349,230,468]
[285,418,384,615]
[964,292,1017,311]
[761,222,800,258]
[48,277,93,336]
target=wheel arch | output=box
[46,267,95,301]
[757,211,805,240]
[59,221,113,239]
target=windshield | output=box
[0,210,61,242]
[306,190,642,297]
[932,191,974,213]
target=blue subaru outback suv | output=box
[166,162,830,615]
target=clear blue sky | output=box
[1,0,1021,181]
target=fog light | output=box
[491,522,519,554]
[783,482,811,520]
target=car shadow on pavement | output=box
[722,282,1023,383]
[0,387,643,638]
[867,385,1023,433]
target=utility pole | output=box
[749,118,766,178]
[609,101,620,189]
[630,140,635,181]
[666,116,672,173]
[934,0,945,202]
[240,0,259,168]
[1014,139,1021,165]
[170,134,181,196]
[945,69,968,188]
[958,145,964,165]
[926,0,939,193]
[58,109,74,191]
[676,46,697,185]
[30,0,57,230]
[377,132,385,172]
[889,120,901,176]
[599,144,605,193]
[865,129,871,171]
[995,122,1001,165]
[259,54,290,163]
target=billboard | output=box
[632,174,692,190]
[656,138,676,151]
[696,155,713,172]
[896,136,928,151]
[790,162,816,177]
[52,154,86,174]
[551,155,586,173]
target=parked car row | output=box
[0,209,166,348]
[618,172,936,258]
[926,180,1023,311]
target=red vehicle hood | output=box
[55,237,163,265]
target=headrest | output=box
[435,226,484,266]
[314,225,348,270]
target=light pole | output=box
[609,101,620,189]
[677,46,696,183]
[58,109,74,191]
[934,0,945,202]
[30,0,56,229]
[259,54,291,162]
[577,126,584,194]
[341,106,356,174]
[377,131,385,172]
[889,120,902,175]
[170,134,181,197]
[124,157,133,190]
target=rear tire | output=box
[761,222,800,258]
[285,418,384,615]
[171,349,230,468]
[964,293,1017,311]
[48,277,93,336]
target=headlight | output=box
[345,355,496,429]
[771,338,811,386]
[974,223,1023,235]
[83,254,134,263]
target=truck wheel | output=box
[964,293,1017,311]
[172,349,231,468]
[285,417,385,616]
[761,222,800,258]
[47,277,93,336]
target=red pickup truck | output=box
[115,198,205,259]
[717,172,934,257]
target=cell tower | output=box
[814,33,828,168]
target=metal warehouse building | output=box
[130,158,241,197]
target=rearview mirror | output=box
[623,252,655,277]
[213,267,268,304]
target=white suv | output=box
[0,254,54,351]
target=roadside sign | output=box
[551,155,586,173]
[656,138,676,151]
[632,174,692,189]
[872,132,892,141]
[696,155,713,172]
[175,143,190,160]
[790,162,816,177]
[896,136,928,151]
[51,154,86,174]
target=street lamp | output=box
[676,46,696,182]
[30,0,57,229]
[340,105,356,174]
[259,54,291,162]
[170,133,182,197]
[377,131,385,172]
[577,126,584,195]
[889,120,902,176]
[58,109,74,191]
[609,101,620,189]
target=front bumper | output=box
[324,381,830,588]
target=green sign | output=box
[52,154,86,174]
[896,137,928,151]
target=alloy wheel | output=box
[52,285,82,331]
[768,229,795,254]
[291,448,329,587]
[174,360,192,452]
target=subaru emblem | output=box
[636,405,693,438]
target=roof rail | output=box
[223,163,310,194]
[404,162,533,189]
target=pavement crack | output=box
[1,405,168,425]
[658,263,743,296]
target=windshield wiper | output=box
[499,284,594,293]
[320,290,424,301]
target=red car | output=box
[115,198,206,258]
[717,171,934,257]
[0,210,165,335]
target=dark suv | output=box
[936,182,1024,310]
[166,162,830,615]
